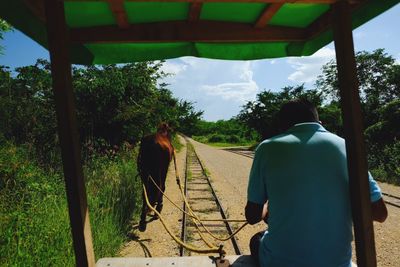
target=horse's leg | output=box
[139,174,151,232]
[156,164,168,214]
[139,190,148,232]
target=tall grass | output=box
[84,146,142,257]
[0,142,142,266]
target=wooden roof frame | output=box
[17,0,380,266]
[26,0,364,45]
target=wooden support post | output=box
[332,1,376,267]
[44,0,95,266]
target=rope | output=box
[171,149,249,241]
[175,175,249,242]
[142,183,223,254]
[139,142,247,255]
[147,173,245,222]
[148,174,248,242]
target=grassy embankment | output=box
[0,142,142,266]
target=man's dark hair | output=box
[278,99,319,131]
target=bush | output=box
[0,143,142,265]
[85,146,142,257]
[369,140,400,185]
[0,144,74,266]
[191,135,208,143]
[208,134,226,143]
[226,135,241,144]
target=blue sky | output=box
[1,4,399,121]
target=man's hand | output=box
[371,198,388,222]
[245,201,268,225]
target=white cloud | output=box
[160,61,187,76]
[200,81,258,102]
[199,61,259,102]
[287,47,336,84]
[159,58,260,120]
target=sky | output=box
[1,5,399,121]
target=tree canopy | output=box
[238,48,399,184]
[0,59,203,163]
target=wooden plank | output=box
[70,21,306,43]
[96,256,358,267]
[188,2,202,22]
[331,2,377,267]
[305,8,332,38]
[43,0,96,266]
[65,0,362,4]
[97,255,256,267]
[306,2,362,39]
[254,3,283,28]
[24,0,45,21]
[108,0,130,28]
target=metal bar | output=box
[382,192,400,201]
[44,0,95,266]
[179,140,189,256]
[332,1,376,267]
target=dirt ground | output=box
[120,137,400,266]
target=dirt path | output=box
[120,137,400,266]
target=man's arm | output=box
[371,198,388,223]
[245,201,268,225]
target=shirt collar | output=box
[286,122,327,134]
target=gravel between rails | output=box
[120,136,399,266]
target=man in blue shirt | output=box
[245,99,387,267]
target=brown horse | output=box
[137,123,174,232]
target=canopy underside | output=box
[0,0,398,64]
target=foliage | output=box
[0,142,141,265]
[369,141,400,185]
[0,60,202,164]
[316,49,400,128]
[84,145,142,257]
[0,143,73,266]
[0,19,12,54]
[174,100,204,136]
[239,49,399,184]
[0,58,202,265]
[238,85,325,139]
[191,118,258,146]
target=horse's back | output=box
[138,134,173,176]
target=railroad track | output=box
[382,192,400,208]
[180,139,242,256]
[227,148,400,209]
[223,148,254,159]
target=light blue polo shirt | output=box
[247,123,382,267]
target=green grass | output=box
[0,142,142,266]
[196,140,254,147]
[172,134,183,152]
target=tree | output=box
[316,49,400,128]
[0,59,203,162]
[238,85,322,139]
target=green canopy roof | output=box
[1,0,398,65]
